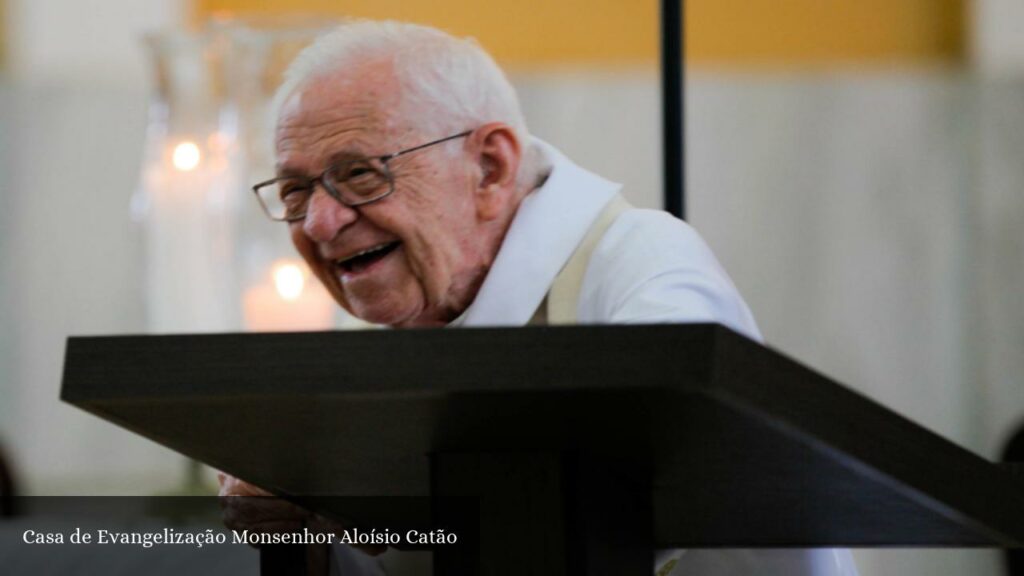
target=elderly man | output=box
[223,19,858,576]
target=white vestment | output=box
[450,140,760,335]
[336,140,859,576]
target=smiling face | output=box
[274,61,505,327]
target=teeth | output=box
[337,243,393,265]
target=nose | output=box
[301,185,359,243]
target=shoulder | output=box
[578,208,762,340]
[600,208,715,265]
[588,208,723,289]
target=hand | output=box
[218,472,310,535]
[217,473,387,556]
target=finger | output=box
[218,477,274,497]
[234,480,274,497]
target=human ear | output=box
[469,123,521,221]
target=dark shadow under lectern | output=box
[61,324,1024,575]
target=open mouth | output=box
[335,241,401,274]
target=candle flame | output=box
[172,141,201,171]
[273,263,305,301]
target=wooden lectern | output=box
[61,324,1024,575]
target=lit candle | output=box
[243,260,335,331]
[142,135,240,333]
[172,141,201,171]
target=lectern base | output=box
[431,451,653,576]
[261,544,309,576]
[258,452,652,576]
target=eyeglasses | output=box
[253,130,472,222]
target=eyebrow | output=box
[275,147,380,178]
[274,163,307,178]
[325,148,378,167]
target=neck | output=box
[405,144,553,328]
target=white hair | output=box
[274,20,529,142]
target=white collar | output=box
[451,139,621,327]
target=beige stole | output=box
[529,194,633,325]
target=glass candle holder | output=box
[134,18,338,335]
[133,29,243,333]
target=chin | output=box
[346,296,424,328]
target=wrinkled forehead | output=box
[274,60,412,149]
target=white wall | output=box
[1,0,188,494]
[971,0,1024,461]
[973,0,1024,77]
[6,0,180,86]
[688,71,982,451]
[975,80,1024,457]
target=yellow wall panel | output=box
[195,0,658,68]
[195,0,965,67]
[688,0,965,66]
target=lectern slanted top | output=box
[60,324,1024,549]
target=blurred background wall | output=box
[0,1,1021,574]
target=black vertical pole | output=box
[661,0,685,220]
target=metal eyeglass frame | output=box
[253,130,473,222]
